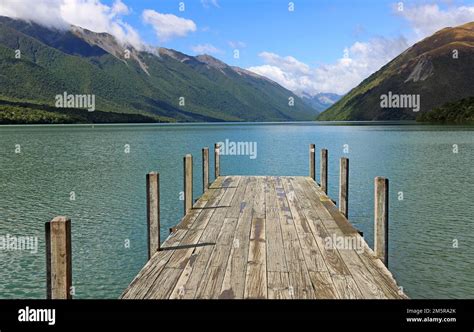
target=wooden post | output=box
[321,149,328,194]
[309,144,315,181]
[45,216,72,299]
[214,143,220,179]
[202,147,209,193]
[339,157,349,218]
[146,172,160,258]
[374,177,389,266]
[184,154,193,215]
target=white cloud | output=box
[201,0,219,8]
[142,9,197,42]
[396,4,474,39]
[0,0,144,49]
[0,0,67,29]
[228,40,247,49]
[191,43,223,54]
[258,52,311,76]
[112,0,130,15]
[248,37,408,96]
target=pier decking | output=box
[120,175,406,299]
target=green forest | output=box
[417,97,474,124]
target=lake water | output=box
[0,122,472,299]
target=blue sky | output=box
[102,0,410,67]
[2,0,474,94]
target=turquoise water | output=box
[0,122,472,299]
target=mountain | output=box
[301,92,342,113]
[318,22,474,121]
[0,16,316,123]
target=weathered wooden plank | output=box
[145,267,183,299]
[196,216,239,298]
[274,177,315,299]
[289,178,352,277]
[331,274,363,299]
[168,179,241,299]
[219,177,257,299]
[302,177,359,235]
[289,178,369,300]
[223,177,248,219]
[265,177,288,273]
[195,178,250,298]
[243,177,267,299]
[309,271,339,299]
[335,250,388,299]
[281,177,328,273]
[352,238,406,298]
[268,272,292,299]
[244,217,267,299]
[168,176,241,299]
[121,245,176,299]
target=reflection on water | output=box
[0,123,472,298]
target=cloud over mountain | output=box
[248,3,474,96]
[248,37,408,96]
[396,3,474,39]
[0,0,144,49]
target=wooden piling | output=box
[146,172,160,258]
[202,147,209,193]
[45,216,72,299]
[339,157,349,218]
[214,143,220,179]
[374,177,389,266]
[309,144,315,181]
[321,149,328,194]
[184,154,193,215]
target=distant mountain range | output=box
[318,22,474,121]
[301,92,342,113]
[0,16,317,124]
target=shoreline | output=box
[0,120,441,128]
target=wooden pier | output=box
[118,145,406,300]
[45,144,407,299]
